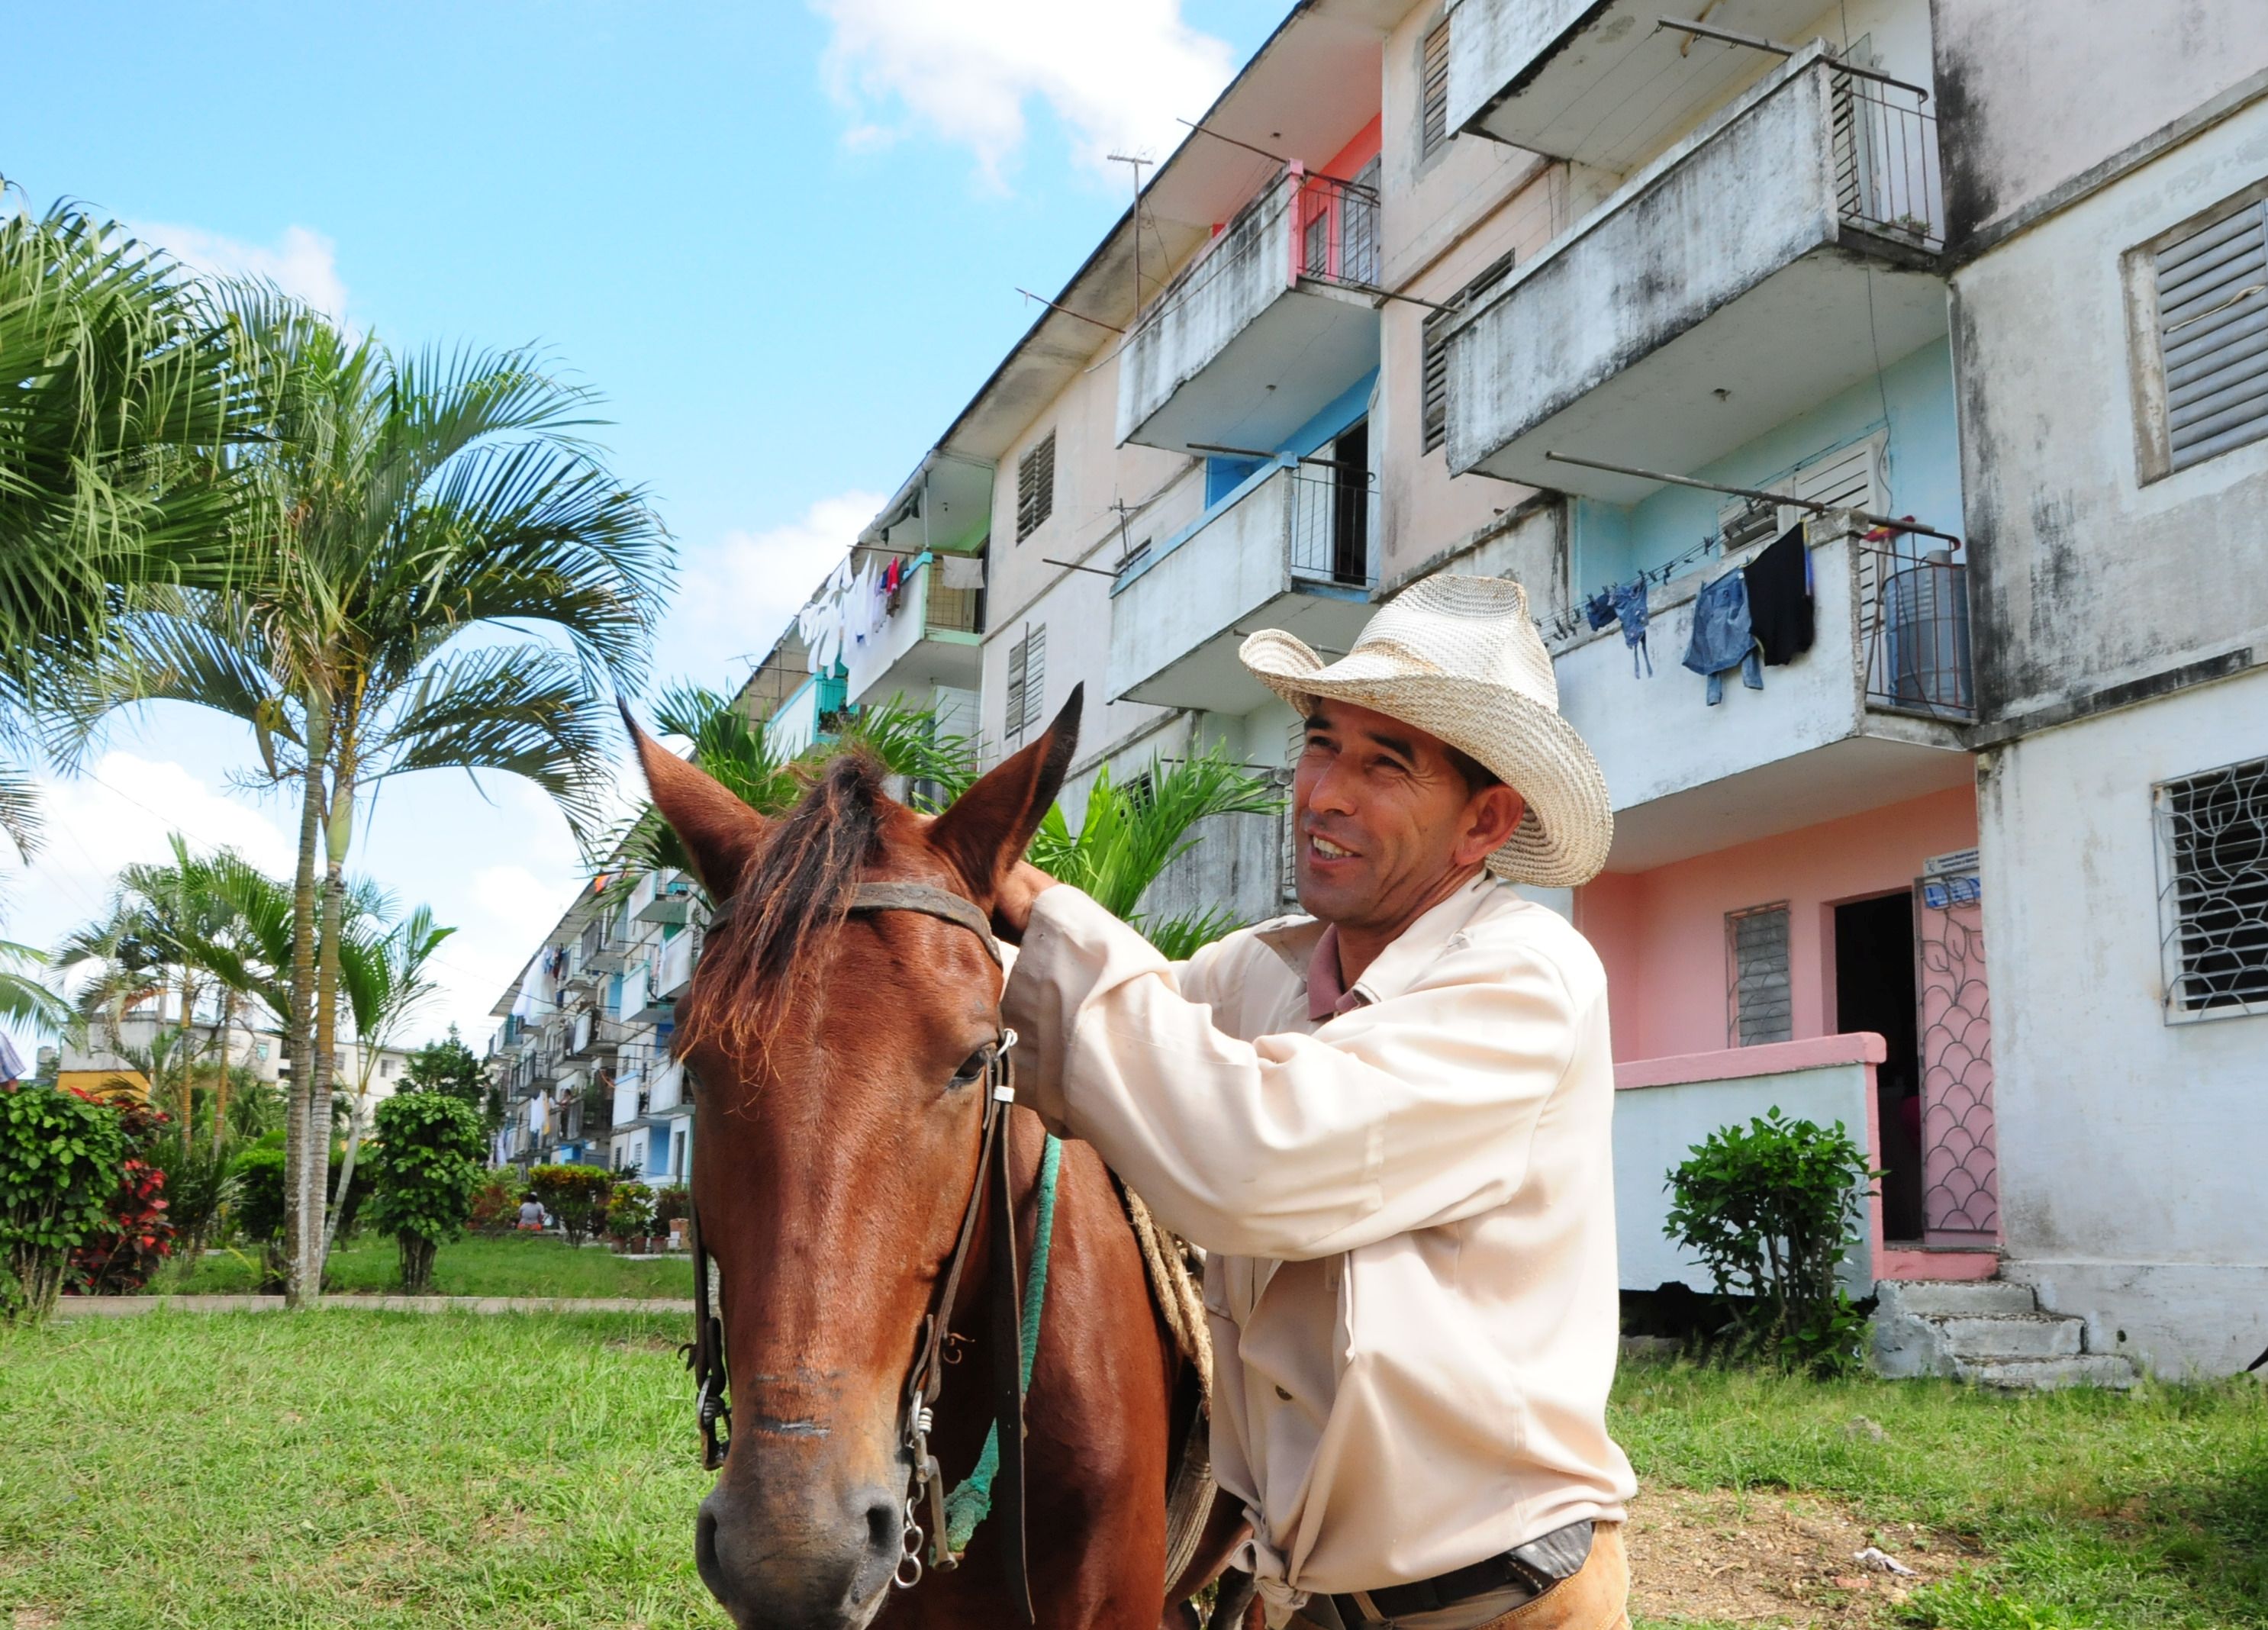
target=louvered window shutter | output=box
[1004,631,1029,741]
[1017,432,1056,540]
[2156,201,2268,472]
[1725,903,1793,1046]
[1280,719,1306,904]
[1020,623,1046,734]
[1420,21,1452,158]
[1422,316,1450,454]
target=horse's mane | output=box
[681,749,890,1065]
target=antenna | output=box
[1107,152,1155,307]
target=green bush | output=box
[0,1083,127,1322]
[465,1171,520,1236]
[528,1164,613,1249]
[604,1182,656,1244]
[1664,1107,1877,1373]
[650,1184,689,1227]
[227,1132,368,1290]
[366,1094,486,1292]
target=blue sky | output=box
[0,0,1283,1058]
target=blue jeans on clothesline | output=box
[1683,569,1764,704]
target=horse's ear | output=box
[621,701,772,900]
[928,684,1083,900]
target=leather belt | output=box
[1328,1519,1593,1627]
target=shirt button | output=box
[1274,1385,1293,1401]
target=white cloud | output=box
[28,752,299,896]
[813,0,1237,183]
[130,221,350,321]
[657,489,888,693]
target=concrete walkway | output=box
[51,1294,695,1318]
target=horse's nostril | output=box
[865,1495,900,1559]
[694,1504,726,1597]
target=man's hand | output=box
[991,859,1059,944]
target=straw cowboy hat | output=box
[1239,574,1613,887]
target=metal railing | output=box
[1861,540,1974,720]
[1290,170,1380,290]
[1832,72,1944,251]
[1287,465,1377,588]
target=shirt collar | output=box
[1306,926,1364,1022]
[1283,875,1503,1023]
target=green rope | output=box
[942,1132,1062,1555]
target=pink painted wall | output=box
[1577,785,1979,1062]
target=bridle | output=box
[681,878,1039,1622]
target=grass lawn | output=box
[169,1232,694,1300]
[1,1316,2261,1629]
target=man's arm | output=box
[1003,886,1589,1261]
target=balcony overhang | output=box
[845,563,984,707]
[1445,53,1947,503]
[1108,464,1374,713]
[1447,0,1832,167]
[1117,176,1380,456]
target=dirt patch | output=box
[1628,1487,1982,1625]
[14,1609,62,1629]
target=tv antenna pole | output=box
[1107,152,1155,306]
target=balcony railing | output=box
[1290,171,1379,292]
[1833,76,1944,253]
[1861,541,1975,722]
[1287,465,1378,588]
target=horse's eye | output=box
[948,1045,994,1088]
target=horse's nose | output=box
[696,1479,905,1629]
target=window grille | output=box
[1725,903,1793,1046]
[2155,754,2268,1020]
[1419,20,1452,159]
[1004,623,1047,740]
[1280,719,1307,905]
[2154,198,2268,472]
[1016,431,1055,540]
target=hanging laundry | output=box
[1584,589,1617,630]
[938,552,985,591]
[1611,577,1653,677]
[1744,523,1815,665]
[1682,569,1764,705]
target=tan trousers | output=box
[1290,1523,1629,1630]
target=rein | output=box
[681,878,1058,1625]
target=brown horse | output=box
[630,688,1242,1630]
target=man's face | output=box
[1292,697,1523,932]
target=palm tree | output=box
[319,903,451,1275]
[66,290,672,1304]
[0,940,72,1042]
[0,189,257,853]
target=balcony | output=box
[585,907,631,974]
[1108,462,1377,711]
[842,553,984,708]
[1445,52,1947,500]
[646,1057,688,1117]
[1552,523,1972,871]
[655,929,699,1001]
[624,958,675,1026]
[1118,169,1381,456]
[562,1008,623,1061]
[630,869,694,926]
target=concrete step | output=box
[1956,1353,2138,1391]
[1932,1313,2084,1361]
[1877,1278,2036,1318]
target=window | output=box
[1419,251,1515,456]
[2156,755,2268,1020]
[2150,197,2268,473]
[1004,623,1047,740]
[1725,903,1793,1046]
[1016,431,1055,540]
[1419,19,1452,159]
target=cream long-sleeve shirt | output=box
[1002,875,1635,1601]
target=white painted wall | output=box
[1977,665,2268,1377]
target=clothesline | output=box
[1536,532,1724,643]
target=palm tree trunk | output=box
[283,701,329,1310]
[319,1077,372,1275]
[212,988,234,1158]
[176,968,196,1152]
[308,745,356,1299]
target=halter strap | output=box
[705,878,1001,967]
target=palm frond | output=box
[1026,743,1283,920]
[0,939,76,1039]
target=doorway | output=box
[1835,891,1922,1242]
[1329,419,1371,585]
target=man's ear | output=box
[927,685,1084,900]
[620,701,772,900]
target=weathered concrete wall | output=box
[1107,465,1293,704]
[1931,0,2268,243]
[1977,665,2268,1375]
[1137,809,1287,937]
[1445,56,1845,478]
[1951,98,2268,724]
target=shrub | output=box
[227,1132,366,1290]
[466,1171,520,1236]
[366,1094,486,1293]
[66,1097,176,1296]
[143,1137,240,1267]
[1664,1107,1877,1374]
[0,1081,127,1322]
[605,1182,655,1245]
[651,1183,690,1227]
[528,1164,613,1248]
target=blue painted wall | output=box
[1569,338,1961,598]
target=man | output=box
[997,575,1635,1629]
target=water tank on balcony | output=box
[1883,551,1973,714]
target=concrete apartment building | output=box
[485,0,2268,1376]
